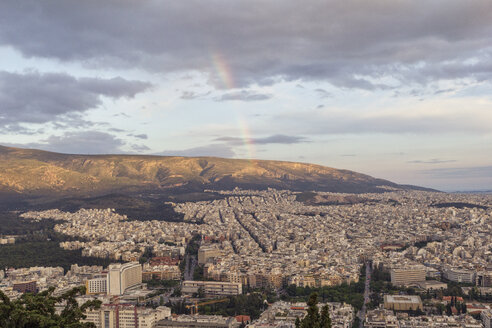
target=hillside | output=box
[0,145,430,196]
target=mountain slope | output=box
[0,145,431,195]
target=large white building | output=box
[86,275,108,295]
[443,267,476,284]
[182,280,242,296]
[83,304,171,328]
[107,262,142,296]
[390,266,426,286]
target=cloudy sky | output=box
[1,0,491,191]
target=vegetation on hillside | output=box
[0,145,428,196]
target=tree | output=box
[320,305,332,328]
[0,286,101,327]
[295,316,301,328]
[197,286,205,299]
[446,303,452,316]
[300,293,320,328]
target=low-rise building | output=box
[443,267,476,284]
[156,315,239,328]
[415,280,447,291]
[383,295,423,311]
[198,247,222,265]
[83,304,171,328]
[12,280,37,294]
[182,280,242,296]
[482,310,492,328]
[364,308,399,328]
[390,266,426,286]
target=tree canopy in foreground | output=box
[0,286,101,328]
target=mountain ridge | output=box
[0,145,434,196]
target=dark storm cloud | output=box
[215,134,308,145]
[5,131,126,154]
[0,71,152,129]
[2,1,491,89]
[215,90,273,102]
[159,144,235,158]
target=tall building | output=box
[83,304,171,328]
[86,275,108,295]
[107,262,142,296]
[390,266,425,286]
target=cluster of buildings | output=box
[7,189,492,327]
[21,208,186,262]
[19,190,492,293]
[0,235,15,244]
[82,304,171,328]
[0,265,101,299]
[250,301,354,328]
[365,307,487,328]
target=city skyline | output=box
[1,1,491,191]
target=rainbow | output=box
[237,113,256,161]
[211,51,235,89]
[210,51,256,161]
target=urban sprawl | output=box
[1,189,491,328]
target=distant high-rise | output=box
[107,262,142,296]
[86,275,108,295]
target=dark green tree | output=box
[301,293,320,328]
[320,304,332,328]
[295,316,301,328]
[0,286,101,328]
[445,303,452,316]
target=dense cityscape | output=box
[1,189,491,327]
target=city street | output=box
[359,262,371,328]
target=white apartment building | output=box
[443,267,476,284]
[107,262,142,296]
[86,276,108,295]
[182,280,242,296]
[390,266,426,286]
[83,304,171,328]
